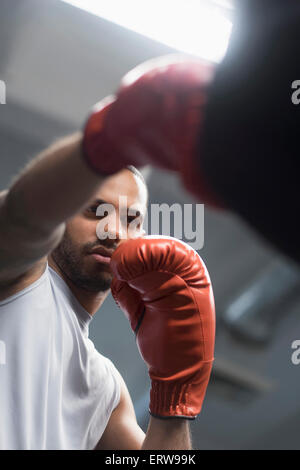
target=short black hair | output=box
[126,165,149,205]
[126,165,147,186]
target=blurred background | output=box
[1,0,300,450]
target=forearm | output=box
[4,132,103,235]
[141,416,192,450]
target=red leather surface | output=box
[110,236,216,418]
[82,56,223,207]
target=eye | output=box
[88,206,98,213]
[127,211,141,224]
[85,206,108,218]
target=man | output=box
[0,129,215,449]
[0,142,144,449]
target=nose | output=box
[96,210,127,243]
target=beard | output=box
[51,230,113,293]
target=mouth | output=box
[88,246,114,266]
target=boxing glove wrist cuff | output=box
[81,96,127,177]
[149,412,196,421]
[149,380,200,419]
[81,116,120,176]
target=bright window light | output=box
[61,0,232,63]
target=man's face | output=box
[50,169,147,292]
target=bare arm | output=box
[95,371,192,450]
[0,132,103,285]
[141,417,192,450]
[95,372,145,450]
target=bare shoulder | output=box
[95,371,145,450]
[0,257,48,302]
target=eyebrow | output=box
[89,199,108,206]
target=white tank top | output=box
[0,264,121,450]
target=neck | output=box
[48,255,109,316]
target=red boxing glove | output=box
[82,54,222,207]
[110,236,216,419]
